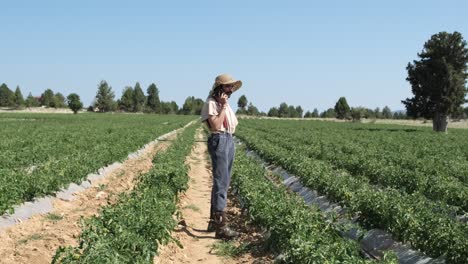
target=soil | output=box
[0,133,177,264]
[155,129,274,264]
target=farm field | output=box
[0,113,194,214]
[236,119,468,264]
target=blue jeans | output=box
[207,133,235,212]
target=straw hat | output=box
[211,73,242,93]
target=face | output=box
[222,84,235,97]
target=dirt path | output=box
[0,133,177,264]
[155,130,237,264]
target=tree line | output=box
[92,80,204,115]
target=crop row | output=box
[235,123,468,264]
[232,145,398,263]
[240,119,468,212]
[0,113,194,214]
[52,123,197,263]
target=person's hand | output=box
[219,93,228,105]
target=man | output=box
[200,73,241,239]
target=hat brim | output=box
[212,80,242,93]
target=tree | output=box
[304,111,312,118]
[120,86,134,112]
[295,106,304,118]
[133,82,146,112]
[146,83,161,113]
[160,101,179,114]
[402,31,468,132]
[312,108,319,118]
[54,92,66,108]
[278,103,290,117]
[95,80,115,112]
[0,83,15,107]
[382,106,392,119]
[247,102,259,116]
[268,107,279,117]
[374,107,382,119]
[40,89,55,107]
[67,93,83,114]
[14,86,25,108]
[180,96,204,115]
[288,105,298,118]
[350,107,366,121]
[25,92,40,107]
[237,95,248,111]
[334,97,350,119]
[320,108,336,118]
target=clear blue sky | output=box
[1,0,467,112]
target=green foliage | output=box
[320,108,336,118]
[52,123,197,264]
[247,102,259,116]
[267,107,279,117]
[237,95,248,110]
[119,86,134,112]
[54,93,67,108]
[236,119,468,263]
[146,83,161,113]
[180,96,204,115]
[40,89,55,107]
[312,108,319,117]
[67,93,83,114]
[14,86,25,107]
[232,147,383,263]
[133,82,146,112]
[0,83,15,107]
[350,106,366,121]
[211,241,250,258]
[0,113,194,214]
[25,92,40,107]
[159,101,179,114]
[267,103,303,118]
[382,106,392,119]
[94,80,116,112]
[402,31,468,121]
[334,97,350,119]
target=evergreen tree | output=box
[14,86,25,107]
[268,107,279,117]
[334,97,350,119]
[247,102,259,116]
[295,105,304,118]
[133,82,146,112]
[25,92,40,107]
[146,83,161,113]
[95,80,115,112]
[0,83,15,107]
[312,108,319,117]
[382,106,392,119]
[402,31,468,132]
[120,86,134,112]
[237,95,248,110]
[278,103,290,117]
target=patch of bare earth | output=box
[155,129,274,264]
[0,133,177,264]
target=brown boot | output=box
[214,211,239,239]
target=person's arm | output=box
[207,93,228,131]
